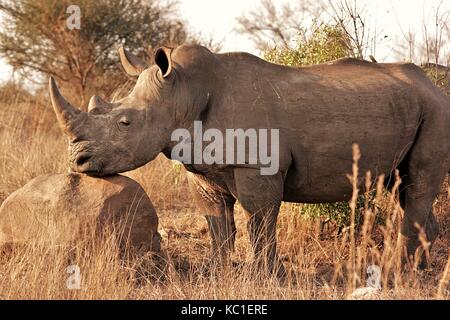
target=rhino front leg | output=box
[187,172,236,263]
[233,168,284,277]
[205,203,236,262]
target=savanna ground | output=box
[0,88,448,300]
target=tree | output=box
[420,1,450,78]
[326,0,375,60]
[393,0,450,67]
[392,0,450,95]
[0,0,187,109]
[237,0,380,60]
[236,0,320,51]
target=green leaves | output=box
[264,22,352,67]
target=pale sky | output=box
[1,0,449,82]
[178,0,450,60]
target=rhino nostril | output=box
[76,154,92,166]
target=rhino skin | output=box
[0,173,161,255]
[48,44,450,272]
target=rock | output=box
[0,173,161,255]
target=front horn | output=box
[49,77,85,137]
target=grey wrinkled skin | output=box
[50,44,450,273]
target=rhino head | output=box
[49,45,213,176]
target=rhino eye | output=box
[118,117,130,127]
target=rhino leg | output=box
[234,168,285,277]
[399,119,447,269]
[187,172,236,263]
[400,172,444,269]
[204,200,236,263]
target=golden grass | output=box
[0,91,448,300]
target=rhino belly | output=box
[282,138,410,203]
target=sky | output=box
[177,0,450,59]
[0,0,449,82]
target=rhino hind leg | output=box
[398,120,447,269]
[234,168,286,278]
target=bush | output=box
[421,63,450,97]
[264,22,352,67]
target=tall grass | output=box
[0,87,448,299]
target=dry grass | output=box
[0,90,448,300]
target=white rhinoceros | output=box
[48,44,449,272]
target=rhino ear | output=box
[154,47,172,78]
[118,47,149,77]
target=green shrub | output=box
[263,22,352,67]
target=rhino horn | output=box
[118,47,149,77]
[88,95,112,113]
[49,77,85,138]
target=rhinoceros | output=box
[48,44,450,272]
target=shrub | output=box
[263,22,352,67]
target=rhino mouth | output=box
[71,152,104,176]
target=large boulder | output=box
[0,173,161,255]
